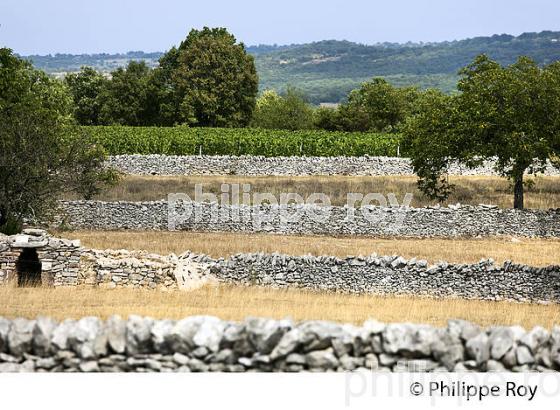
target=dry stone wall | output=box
[0,315,559,372]
[195,252,560,303]
[71,248,560,303]
[58,200,560,238]
[3,232,559,303]
[107,154,560,176]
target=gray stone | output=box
[151,319,175,353]
[465,333,490,365]
[305,349,339,369]
[382,324,436,357]
[0,362,22,372]
[489,328,515,360]
[213,348,237,365]
[52,320,76,351]
[0,317,11,353]
[270,328,302,360]
[502,347,518,368]
[520,326,549,353]
[364,353,379,370]
[245,317,290,354]
[169,316,224,354]
[0,352,18,363]
[126,315,154,355]
[379,353,399,366]
[106,315,126,354]
[298,321,345,351]
[35,357,57,369]
[486,360,506,372]
[172,352,190,366]
[79,361,100,372]
[285,353,306,365]
[8,318,35,357]
[68,317,104,359]
[33,316,57,356]
[339,355,364,371]
[448,320,481,341]
[516,346,535,365]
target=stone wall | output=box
[3,232,558,303]
[58,200,560,238]
[196,252,560,303]
[0,230,82,286]
[72,248,560,303]
[107,154,560,176]
[0,315,558,372]
[78,249,185,290]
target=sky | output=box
[1,0,560,55]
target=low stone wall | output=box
[199,253,560,303]
[3,233,559,303]
[58,200,560,238]
[71,248,560,303]
[107,154,560,176]
[78,249,180,290]
[0,316,558,372]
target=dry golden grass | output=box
[63,174,560,209]
[1,285,558,329]
[59,230,560,266]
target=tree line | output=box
[63,27,421,133]
[64,27,257,128]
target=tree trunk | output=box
[513,175,524,210]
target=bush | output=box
[87,126,402,157]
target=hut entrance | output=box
[16,248,42,287]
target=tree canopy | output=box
[403,55,560,209]
[167,27,259,127]
[64,66,106,125]
[251,87,314,130]
[0,48,117,234]
[338,78,419,132]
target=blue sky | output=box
[1,0,559,55]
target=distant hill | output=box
[23,51,163,76]
[22,30,560,103]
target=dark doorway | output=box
[16,248,42,287]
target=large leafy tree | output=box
[166,27,258,127]
[339,78,418,132]
[0,48,117,234]
[64,66,107,125]
[98,61,151,125]
[404,55,560,209]
[251,87,314,130]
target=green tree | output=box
[0,48,117,234]
[64,66,107,125]
[338,78,418,132]
[98,61,151,125]
[313,105,343,131]
[251,87,314,130]
[404,55,560,209]
[168,27,258,127]
[401,89,457,201]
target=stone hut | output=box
[0,229,82,286]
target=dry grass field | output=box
[63,174,560,209]
[59,230,560,266]
[40,175,560,328]
[1,285,558,329]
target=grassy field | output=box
[1,285,558,328]
[59,230,560,266]
[64,175,560,209]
